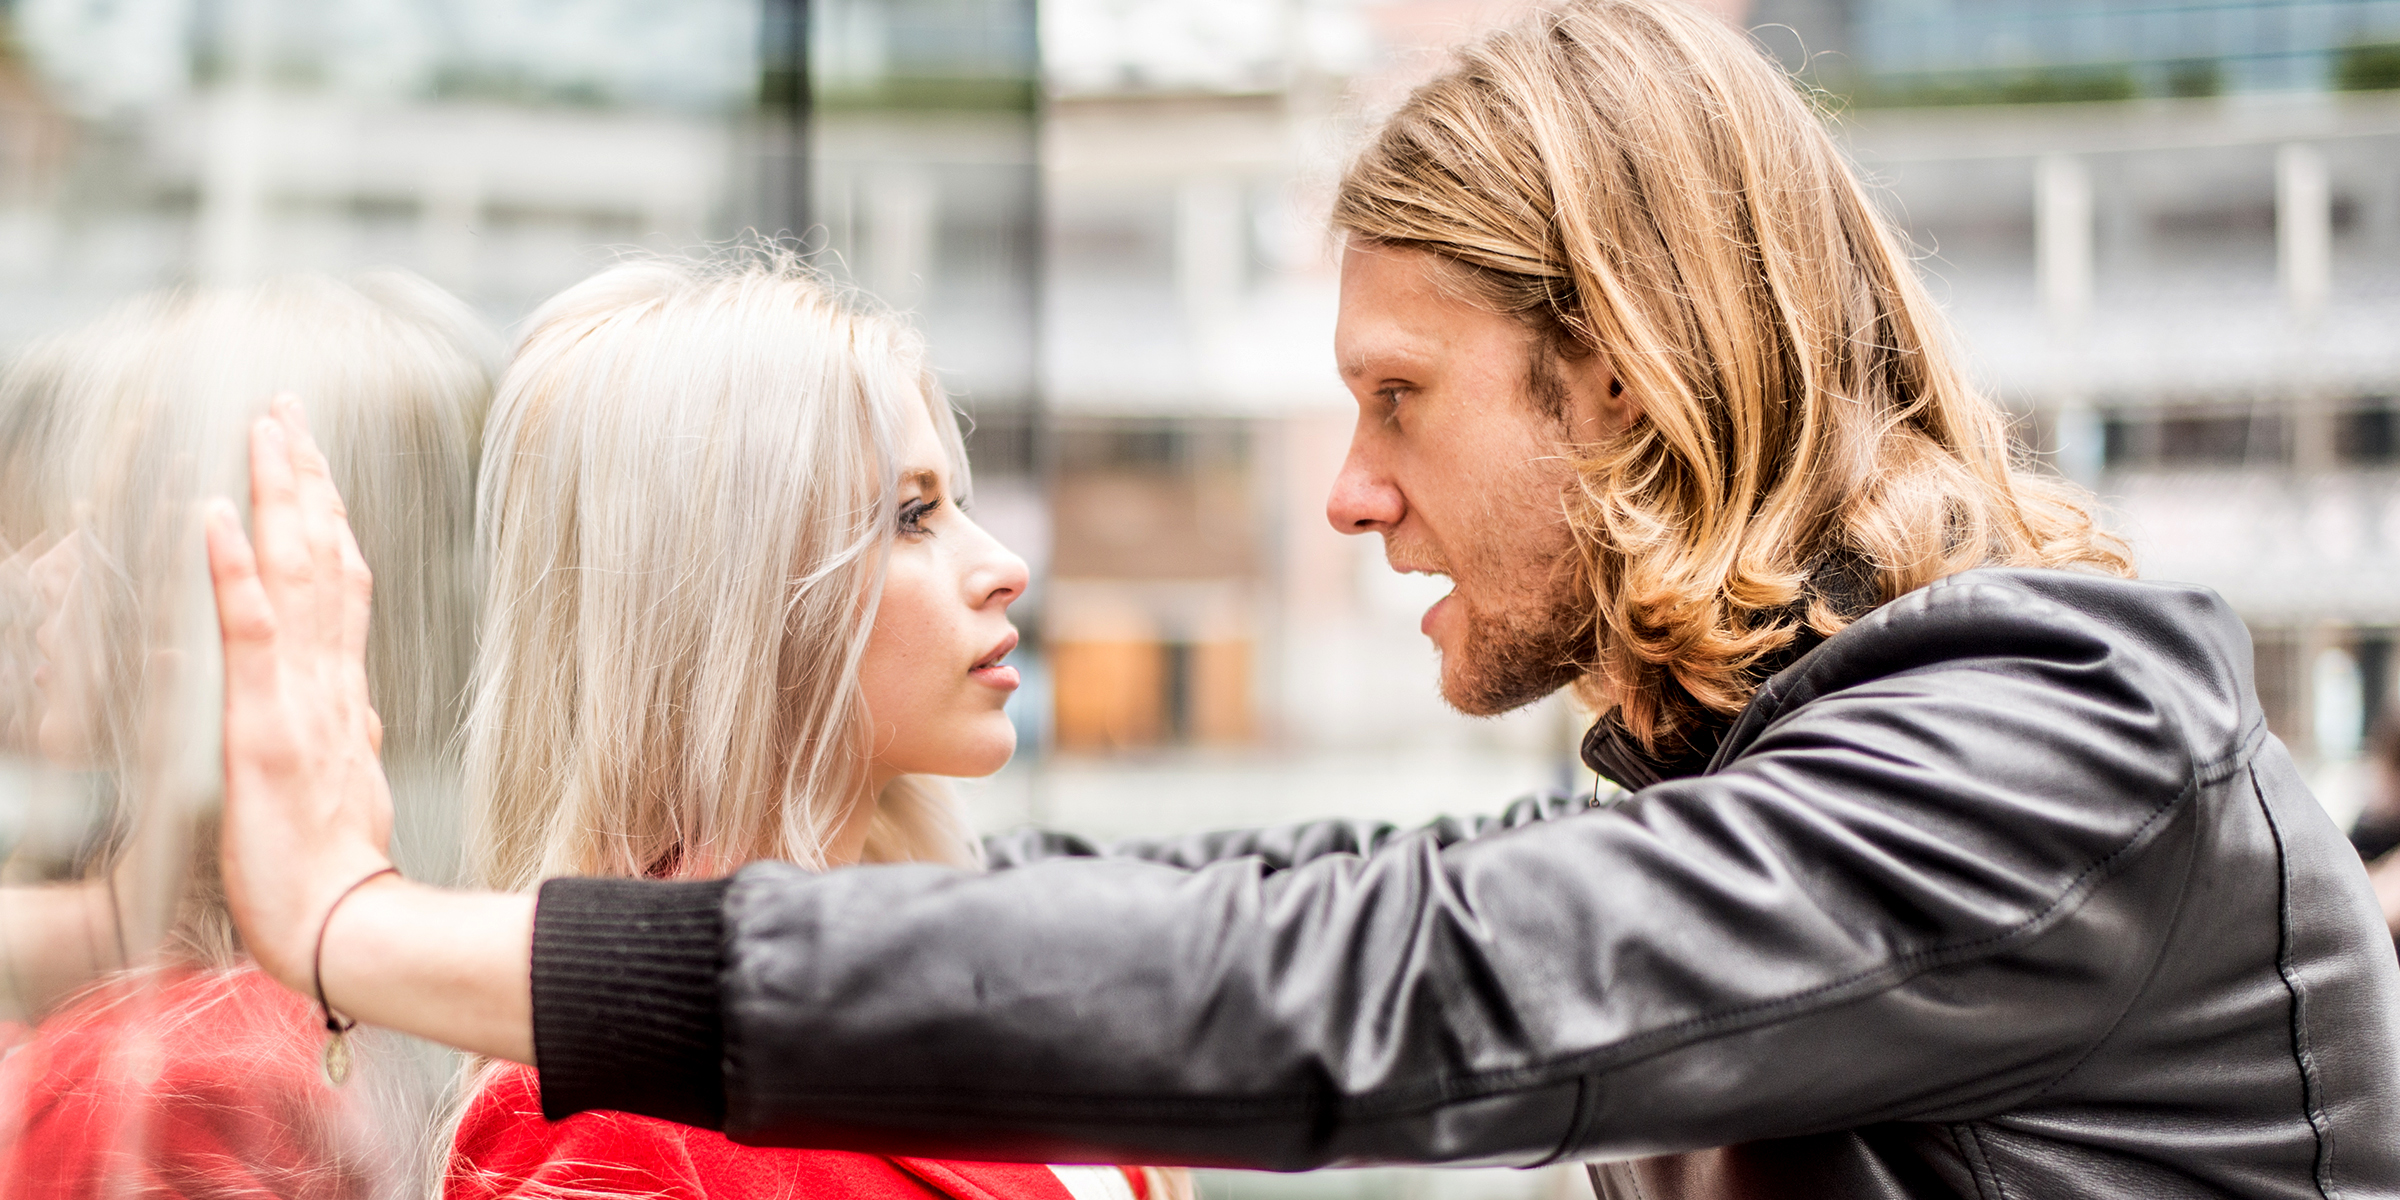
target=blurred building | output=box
[1000,0,2400,842]
[0,0,792,342]
[1,1,2391,1198]
[1748,0,2400,820]
[973,0,1595,846]
[0,0,2387,938]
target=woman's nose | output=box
[969,532,1030,611]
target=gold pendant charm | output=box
[322,1031,352,1086]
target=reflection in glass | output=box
[0,272,491,1197]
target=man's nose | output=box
[1326,437,1403,535]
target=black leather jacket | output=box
[531,568,2400,1198]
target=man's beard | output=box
[1438,576,1591,717]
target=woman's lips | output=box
[971,629,1020,691]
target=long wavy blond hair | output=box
[1332,0,2130,751]
[464,251,974,892]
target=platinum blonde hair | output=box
[465,252,975,891]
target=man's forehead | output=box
[1335,294,1454,379]
[1336,248,1475,379]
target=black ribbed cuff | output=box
[531,876,732,1128]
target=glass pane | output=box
[0,2,766,1193]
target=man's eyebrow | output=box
[1338,340,1429,382]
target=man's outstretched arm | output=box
[212,397,2199,1172]
[530,579,2202,1169]
[980,791,1596,873]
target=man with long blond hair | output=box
[202,3,2398,1198]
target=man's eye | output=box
[899,498,941,535]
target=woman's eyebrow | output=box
[899,468,941,493]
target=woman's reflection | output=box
[0,273,491,1198]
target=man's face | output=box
[1327,244,1619,716]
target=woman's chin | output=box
[954,722,1019,778]
[886,718,1017,779]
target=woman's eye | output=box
[899,497,941,535]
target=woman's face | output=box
[858,401,1029,786]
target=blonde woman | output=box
[441,255,1180,1200]
[0,272,490,1197]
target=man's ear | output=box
[1554,343,1635,443]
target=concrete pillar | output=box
[2278,142,2331,314]
[2036,153,2093,323]
[2291,392,2336,476]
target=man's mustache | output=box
[1378,536,1454,580]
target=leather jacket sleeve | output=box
[978,791,1598,873]
[682,578,2222,1169]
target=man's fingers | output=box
[204,499,279,702]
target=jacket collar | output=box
[1577,630,1824,790]
[1579,554,1877,790]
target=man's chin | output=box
[1436,657,1573,717]
[1433,606,1589,717]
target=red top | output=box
[447,1064,1136,1200]
[0,966,376,1200]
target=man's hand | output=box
[205,396,396,996]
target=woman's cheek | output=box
[864,554,960,773]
